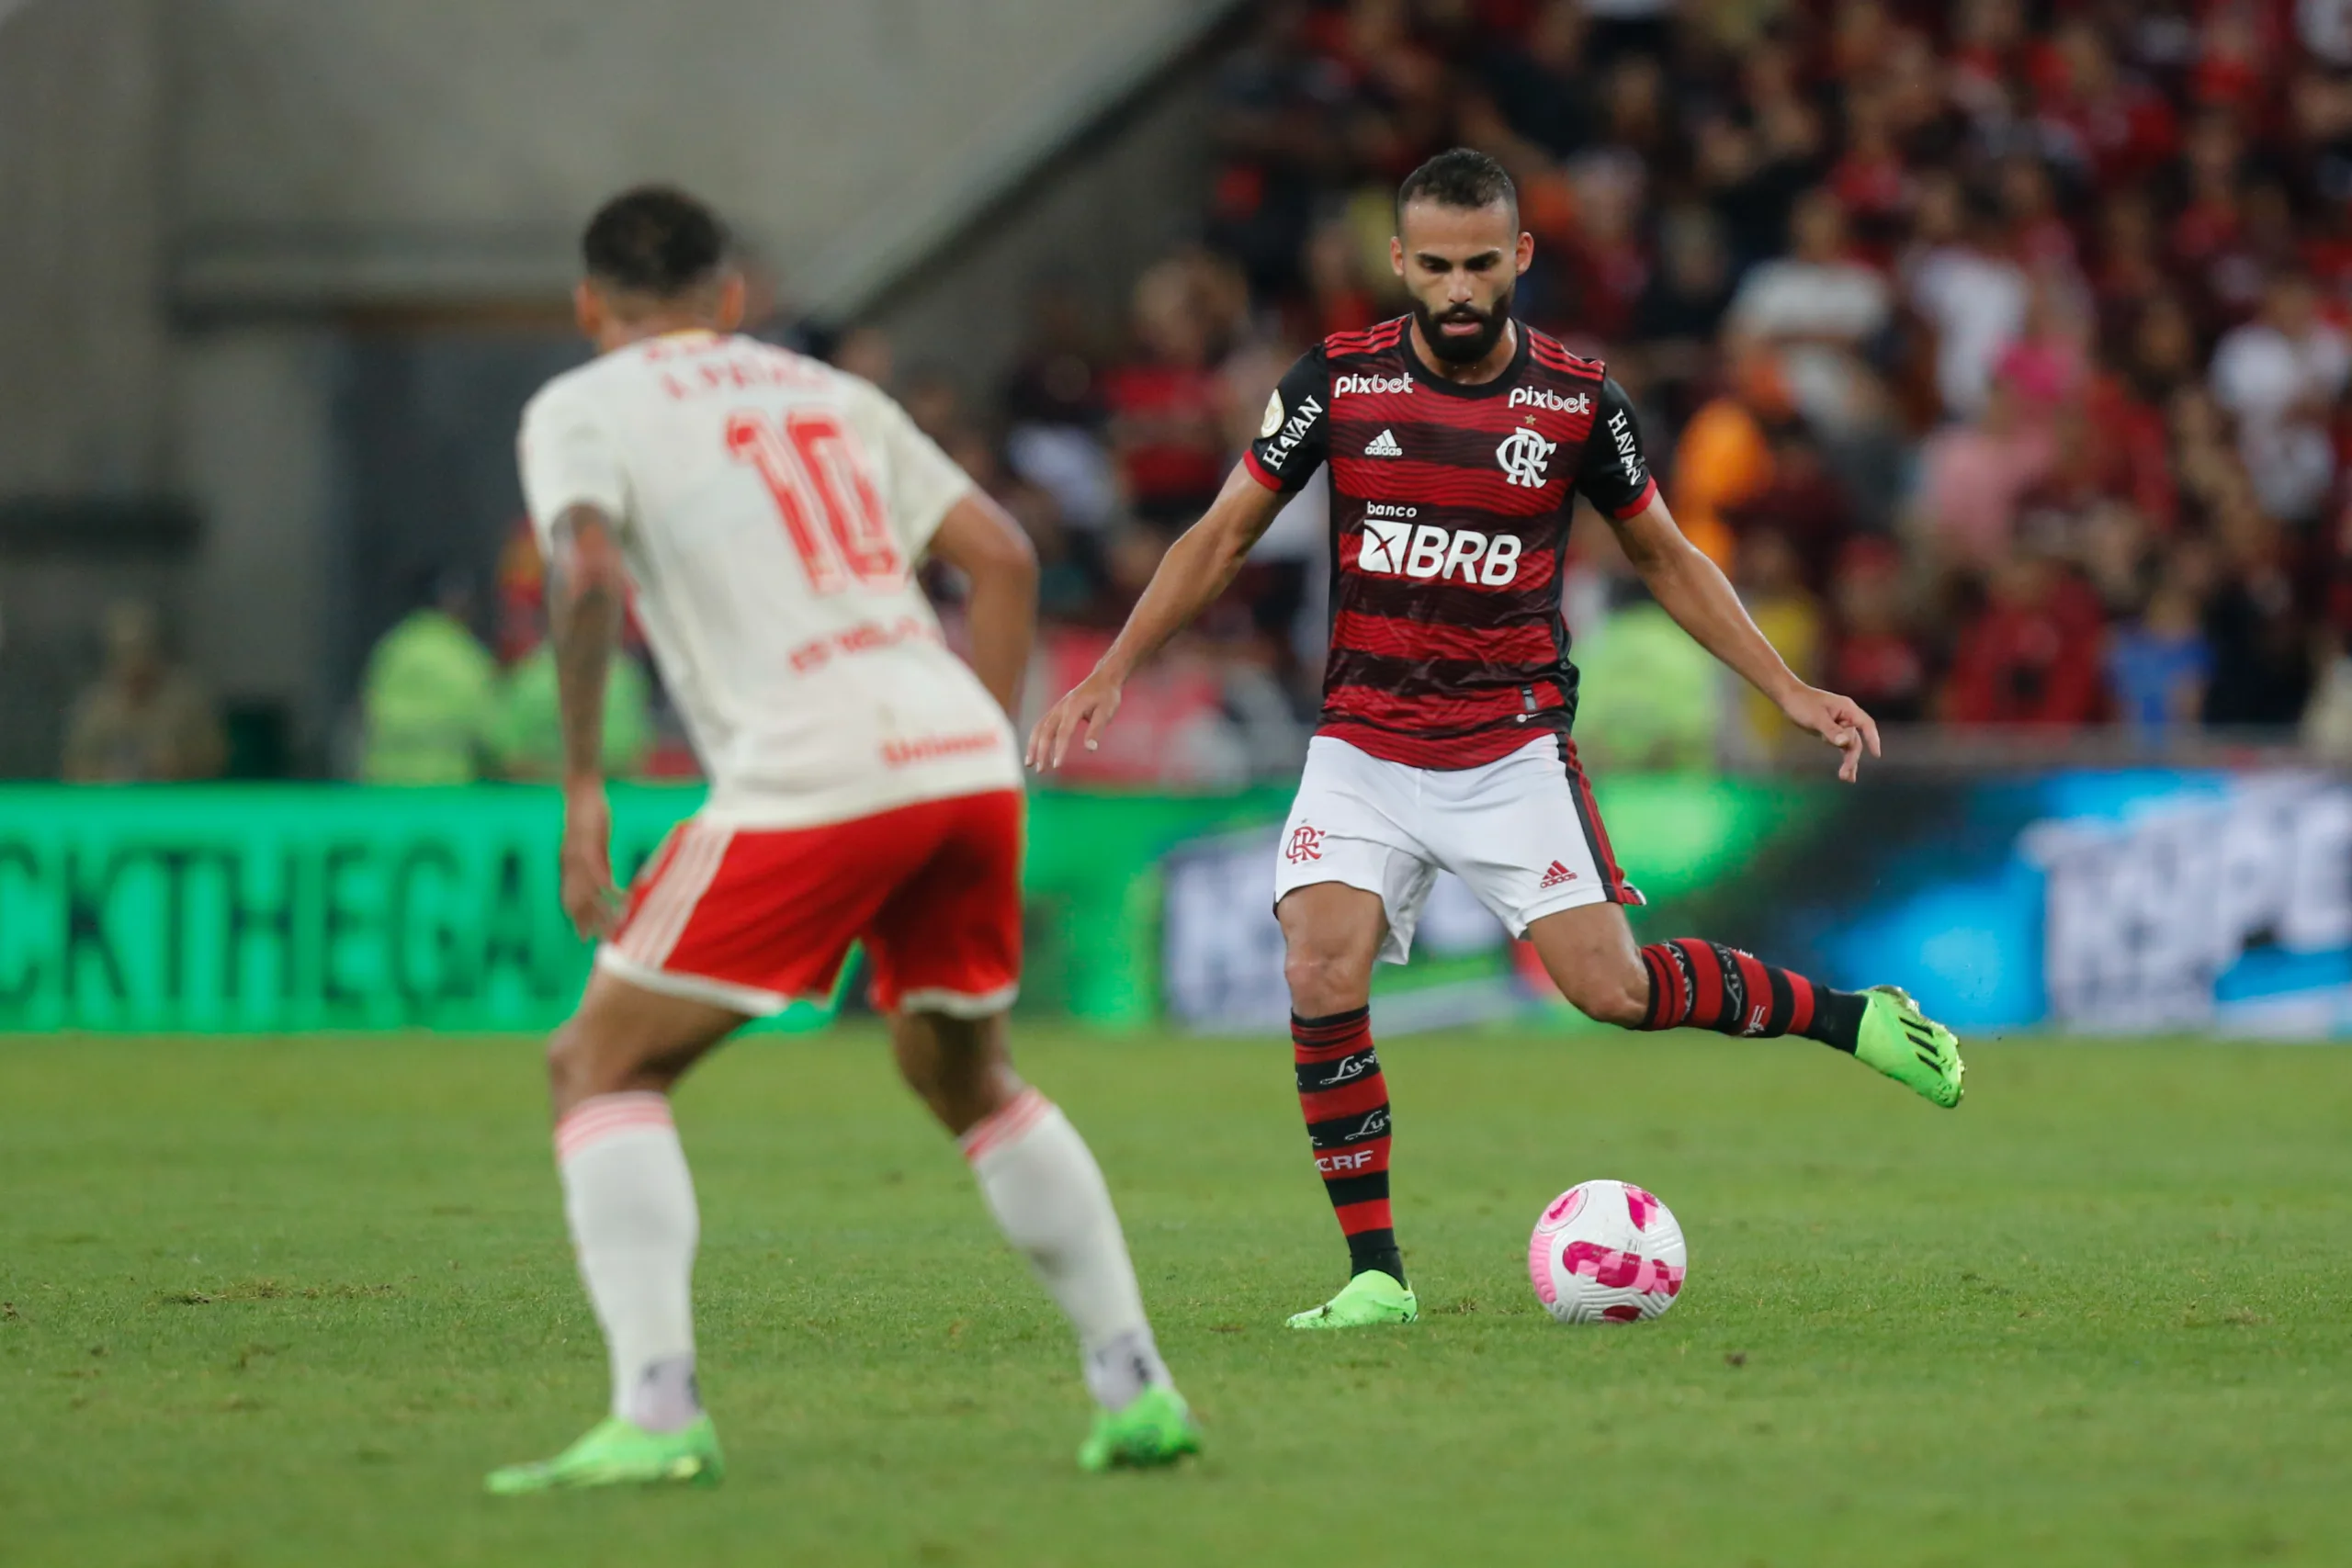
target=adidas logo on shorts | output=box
[1363,429,1404,457]
[1539,860,1578,889]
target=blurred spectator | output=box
[1914,378,2056,575]
[2031,18,2179,188]
[1669,336,1789,570]
[1944,551,2106,727]
[2171,111,2249,315]
[1476,0,1592,159]
[359,570,497,784]
[1903,175,2029,418]
[1298,220,1381,340]
[62,601,226,783]
[2209,272,2350,526]
[1003,284,1121,541]
[2104,557,2213,730]
[2202,489,2316,725]
[1632,207,1735,394]
[1103,258,1232,530]
[1827,538,1930,724]
[491,639,654,782]
[1991,271,2092,413]
[1574,578,1723,772]
[1829,92,1914,262]
[1995,154,2078,279]
[1725,424,1860,589]
[1733,528,1823,758]
[1726,188,1893,436]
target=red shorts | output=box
[597,788,1023,1017]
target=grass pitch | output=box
[4,1026,2348,1567]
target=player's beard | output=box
[1413,283,1514,366]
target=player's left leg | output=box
[1440,736,1962,1107]
[868,789,1199,1472]
[1524,903,1961,1105]
[1521,900,1940,1084]
[486,966,744,1495]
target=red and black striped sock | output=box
[1292,1007,1405,1285]
[1635,940,1868,1052]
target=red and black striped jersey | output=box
[1242,316,1658,769]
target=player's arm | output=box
[1582,378,1880,782]
[546,503,630,936]
[1028,348,1327,770]
[1026,463,1288,769]
[926,490,1038,717]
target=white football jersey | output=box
[517,330,1019,829]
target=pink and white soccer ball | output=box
[1527,1179,1688,1324]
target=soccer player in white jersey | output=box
[486,187,1198,1493]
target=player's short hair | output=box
[1396,149,1518,230]
[581,186,729,298]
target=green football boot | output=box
[1853,985,1965,1108]
[1078,1384,1203,1472]
[485,1414,724,1495]
[1285,1269,1419,1329]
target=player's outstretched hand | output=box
[1026,673,1124,772]
[1780,686,1882,783]
[559,779,624,940]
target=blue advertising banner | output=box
[1158,768,2352,1039]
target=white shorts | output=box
[1273,734,1644,964]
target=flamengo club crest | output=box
[1496,426,1556,488]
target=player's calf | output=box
[1629,937,1867,1047]
[1546,960,1650,1027]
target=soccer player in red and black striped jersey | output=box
[1031,150,1965,1330]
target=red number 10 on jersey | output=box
[725,409,904,592]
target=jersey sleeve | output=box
[848,377,974,558]
[516,382,633,550]
[1577,376,1660,521]
[1243,346,1331,493]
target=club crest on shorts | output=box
[1495,426,1556,488]
[1286,825,1325,863]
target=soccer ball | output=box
[1527,1179,1688,1324]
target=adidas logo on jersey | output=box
[1334,373,1413,396]
[1509,387,1592,414]
[1363,429,1404,457]
[1539,860,1578,889]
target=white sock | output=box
[555,1092,702,1433]
[960,1088,1171,1411]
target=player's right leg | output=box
[1271,737,1442,1330]
[888,1008,1199,1470]
[486,967,742,1495]
[865,788,1198,1471]
[1277,883,1419,1329]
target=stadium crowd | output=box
[849,0,2352,780]
[146,0,2351,788]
